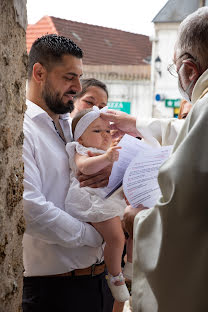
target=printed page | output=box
[123,145,172,208]
[103,134,153,198]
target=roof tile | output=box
[26,16,152,65]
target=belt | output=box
[47,262,106,278]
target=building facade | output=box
[151,0,207,118]
[26,16,152,118]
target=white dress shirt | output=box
[23,100,103,276]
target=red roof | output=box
[26,16,152,66]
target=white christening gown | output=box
[65,142,125,223]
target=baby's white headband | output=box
[74,106,108,141]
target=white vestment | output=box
[65,142,125,222]
[132,69,208,312]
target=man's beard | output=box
[42,80,75,114]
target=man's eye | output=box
[93,130,100,133]
[64,76,73,81]
[106,130,111,133]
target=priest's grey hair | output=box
[176,7,208,71]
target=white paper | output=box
[123,145,172,208]
[103,134,153,198]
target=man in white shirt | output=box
[23,34,113,312]
[101,7,208,311]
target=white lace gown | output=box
[65,142,126,223]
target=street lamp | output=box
[155,56,162,77]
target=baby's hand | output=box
[106,146,121,163]
[110,136,123,147]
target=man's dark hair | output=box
[28,34,83,79]
[74,78,109,100]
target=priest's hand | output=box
[123,204,147,239]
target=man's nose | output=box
[73,77,82,93]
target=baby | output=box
[65,106,130,302]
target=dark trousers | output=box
[23,271,114,312]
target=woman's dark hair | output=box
[74,78,108,100]
[28,34,83,79]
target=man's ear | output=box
[33,63,47,83]
[183,59,200,81]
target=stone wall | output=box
[0,0,27,311]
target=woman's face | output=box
[74,86,108,111]
[178,101,192,119]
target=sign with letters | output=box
[165,99,181,108]
[107,101,131,114]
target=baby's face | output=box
[78,117,112,151]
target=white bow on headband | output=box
[74,106,108,141]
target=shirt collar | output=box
[191,68,208,104]
[25,99,70,120]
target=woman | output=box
[70,78,108,118]
[178,99,192,119]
